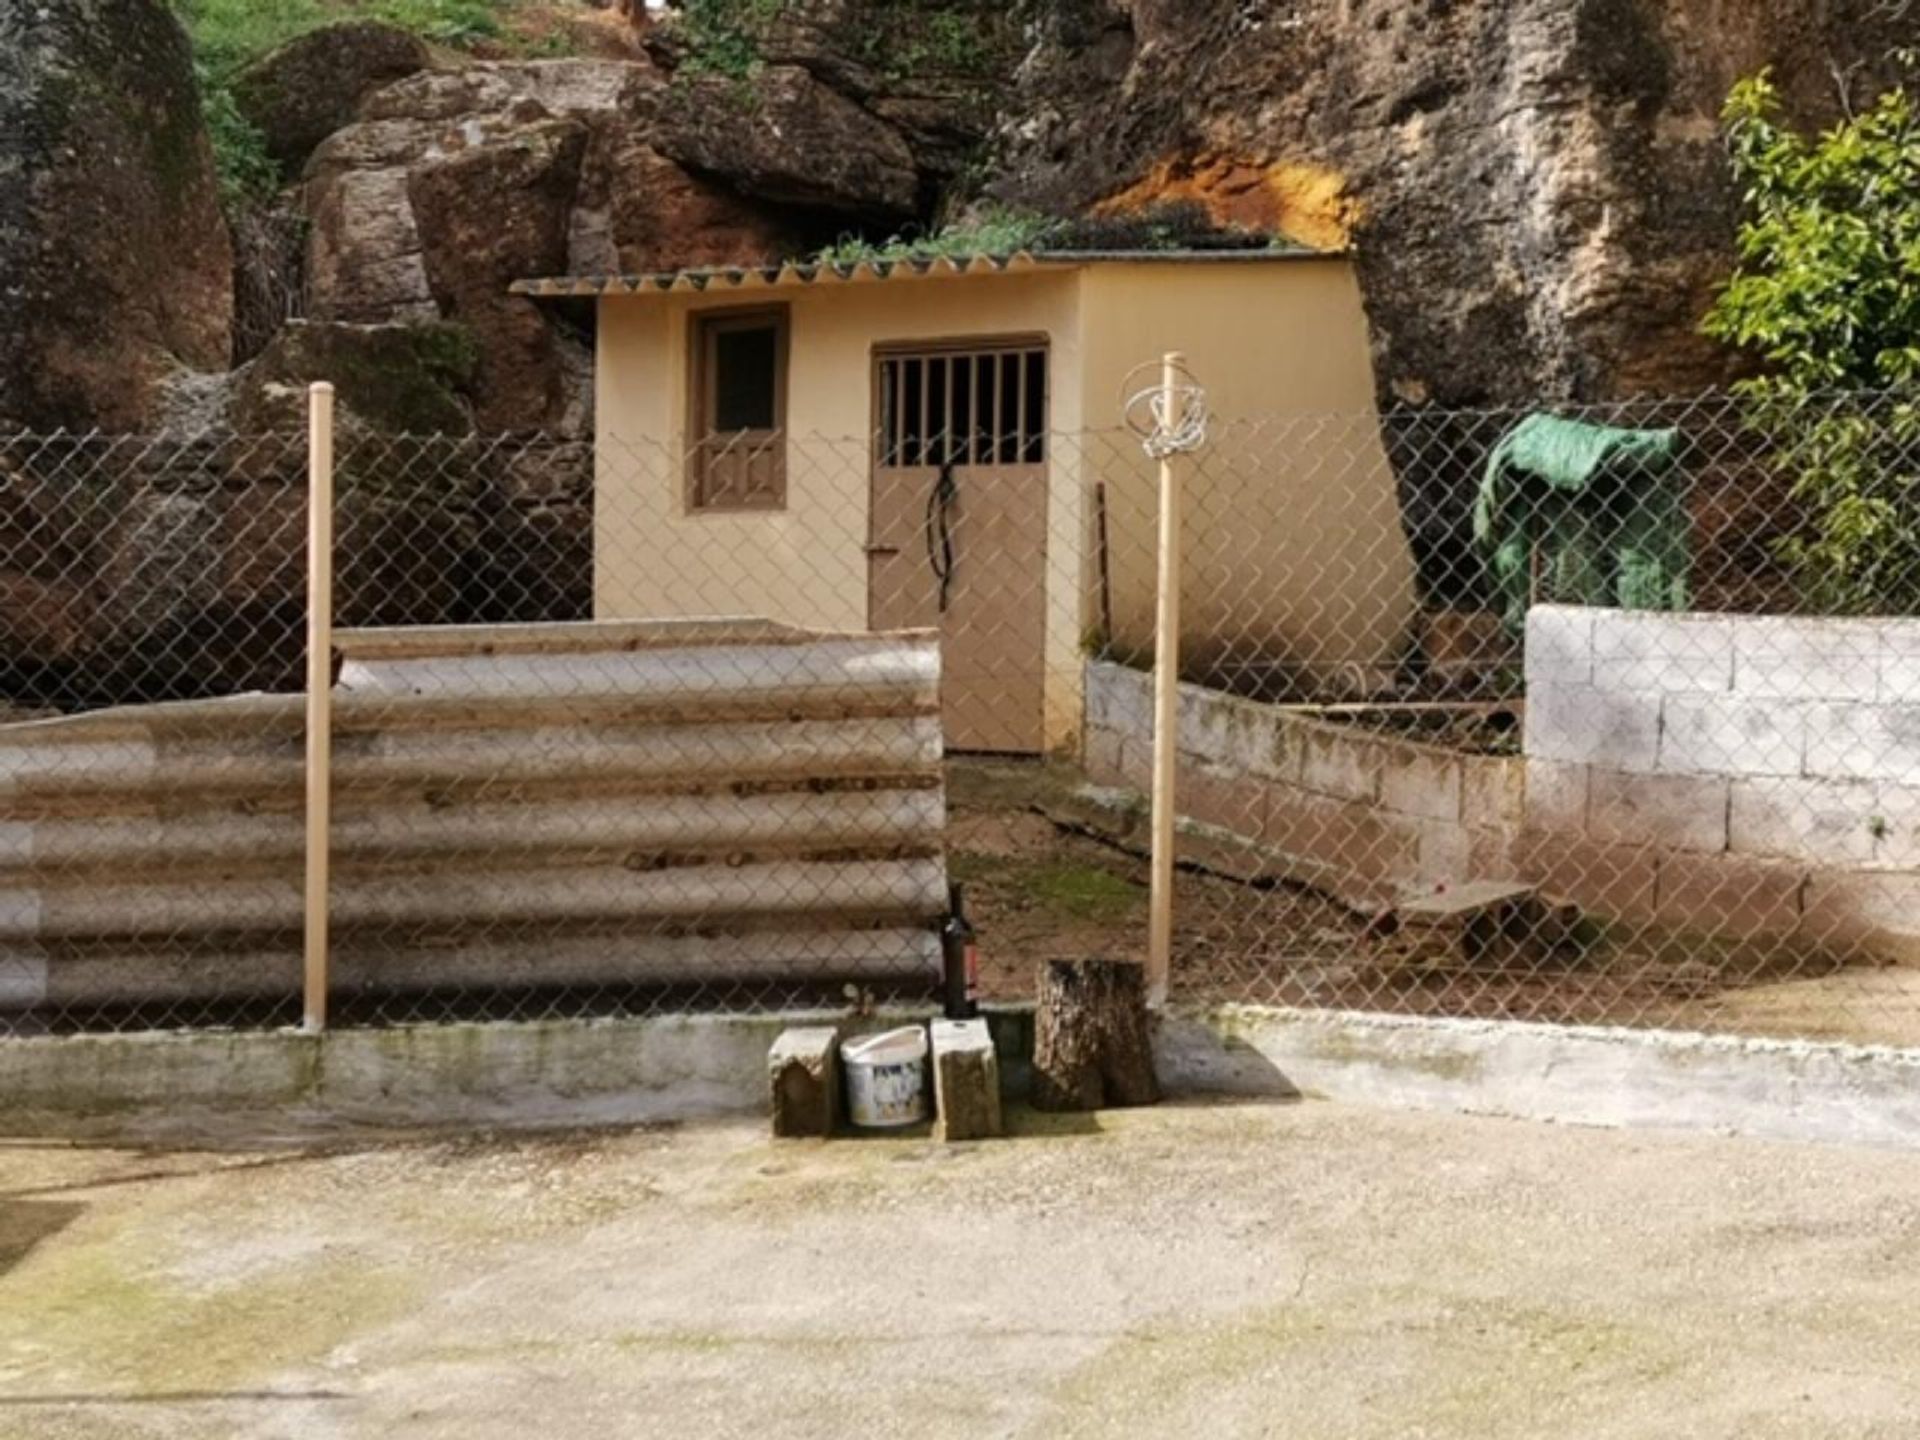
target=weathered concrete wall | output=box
[1523,605,1920,953]
[0,620,946,1018]
[0,1004,1036,1140]
[1158,1004,1920,1153]
[1084,659,1521,908]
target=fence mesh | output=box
[2,385,1919,1045]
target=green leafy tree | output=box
[1703,62,1920,613]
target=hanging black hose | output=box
[925,459,959,614]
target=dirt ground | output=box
[948,759,1920,1045]
[5,1101,1920,1438]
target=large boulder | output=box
[0,0,232,432]
[301,60,815,432]
[229,320,481,436]
[985,0,1915,603]
[647,65,921,218]
[229,21,432,176]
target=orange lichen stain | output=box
[1095,154,1361,254]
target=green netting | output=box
[1473,413,1689,630]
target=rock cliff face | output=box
[989,0,1912,407]
[0,0,233,432]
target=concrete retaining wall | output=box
[1523,606,1920,951]
[1083,660,1521,907]
[0,620,946,1016]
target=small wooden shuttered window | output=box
[689,307,789,511]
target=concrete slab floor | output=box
[4,1100,1920,1439]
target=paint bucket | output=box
[842,1025,929,1128]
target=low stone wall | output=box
[1523,605,1920,952]
[1083,660,1522,908]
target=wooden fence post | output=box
[303,383,335,1032]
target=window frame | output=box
[686,304,791,514]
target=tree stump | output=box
[1031,958,1160,1112]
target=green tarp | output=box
[1472,413,1689,631]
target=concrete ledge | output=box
[1157,1003,1920,1151]
[0,1005,1038,1142]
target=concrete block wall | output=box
[1523,606,1920,951]
[1084,661,1522,908]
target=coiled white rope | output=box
[1121,358,1210,459]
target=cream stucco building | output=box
[514,251,1415,754]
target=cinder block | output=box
[1523,683,1659,770]
[1517,830,1659,921]
[1413,819,1473,885]
[1178,762,1268,840]
[1875,623,1920,703]
[1803,703,1920,784]
[1522,758,1589,835]
[1082,726,1130,787]
[1466,822,1521,881]
[1298,726,1381,802]
[1225,705,1301,783]
[1525,605,1593,686]
[1654,852,1805,941]
[1729,776,1877,866]
[768,1026,840,1138]
[1461,755,1525,829]
[1264,789,1419,889]
[1587,768,1729,853]
[1591,611,1734,694]
[1175,684,1234,765]
[1871,783,1920,868]
[1084,662,1151,735]
[1732,616,1879,701]
[1801,872,1920,962]
[931,1018,1001,1142]
[1380,745,1463,823]
[1658,694,1805,778]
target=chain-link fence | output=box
[3,385,1920,1047]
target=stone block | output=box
[1728,776,1877,866]
[1298,726,1381,802]
[768,1026,840,1138]
[931,1017,1001,1142]
[1803,704,1920,785]
[1590,611,1734,694]
[1587,768,1729,853]
[1517,830,1659,921]
[1525,605,1593,686]
[1380,744,1463,822]
[1523,682,1659,770]
[1654,852,1805,941]
[1732,615,1879,701]
[1657,694,1805,778]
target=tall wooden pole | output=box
[303,382,335,1033]
[1146,353,1183,1007]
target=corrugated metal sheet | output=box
[507,248,1326,299]
[0,621,945,1014]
